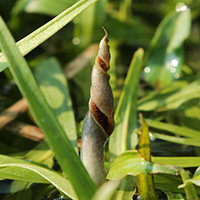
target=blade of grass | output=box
[150,132,200,147]
[137,115,158,200]
[0,16,96,200]
[146,119,200,139]
[179,169,199,200]
[107,150,180,180]
[109,48,144,157]
[152,156,200,168]
[91,180,121,200]
[34,58,78,152]
[0,154,78,199]
[0,0,98,72]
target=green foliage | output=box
[0,0,200,199]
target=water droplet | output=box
[144,66,151,73]
[72,37,80,45]
[141,161,145,165]
[176,2,187,12]
[170,67,176,73]
[149,132,156,141]
[171,58,179,67]
[174,73,180,79]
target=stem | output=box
[81,112,107,186]
[180,169,199,200]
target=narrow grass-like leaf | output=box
[138,115,151,161]
[146,119,200,139]
[12,0,79,16]
[109,48,144,157]
[163,191,184,200]
[152,157,200,168]
[0,155,78,199]
[179,169,199,200]
[34,58,78,152]
[107,150,179,180]
[179,167,200,188]
[137,115,158,200]
[138,79,200,111]
[151,132,200,147]
[0,0,97,72]
[0,17,96,200]
[91,180,121,200]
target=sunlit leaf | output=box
[179,167,200,188]
[0,16,96,200]
[34,57,78,151]
[0,0,98,72]
[146,119,200,139]
[137,115,157,200]
[91,180,121,200]
[12,0,79,16]
[109,48,144,157]
[107,150,179,180]
[0,155,78,199]
[152,156,200,168]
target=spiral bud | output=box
[81,29,115,186]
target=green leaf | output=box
[109,48,144,157]
[112,176,136,200]
[144,9,191,88]
[179,167,200,188]
[107,150,179,180]
[152,157,200,168]
[0,0,98,72]
[137,115,158,200]
[0,16,96,200]
[22,140,54,168]
[138,115,151,161]
[146,119,200,139]
[154,174,184,193]
[34,57,78,152]
[0,154,78,199]
[12,0,79,16]
[150,132,200,147]
[91,180,121,200]
[179,169,199,200]
[163,191,184,200]
[138,79,200,111]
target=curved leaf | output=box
[0,155,78,199]
[107,150,180,180]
